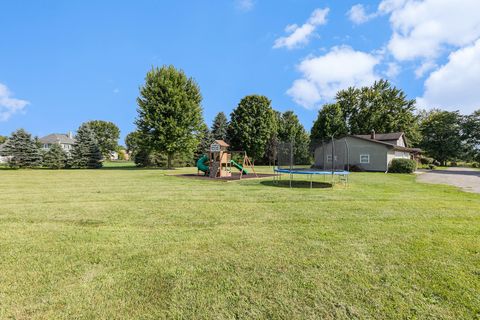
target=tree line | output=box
[125,66,311,168]
[0,121,121,169]
[127,66,480,168]
[2,65,479,169]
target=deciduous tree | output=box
[85,120,120,158]
[419,110,463,165]
[135,65,204,168]
[311,103,348,143]
[227,95,275,161]
[278,111,310,164]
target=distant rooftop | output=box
[354,132,404,141]
[39,133,75,145]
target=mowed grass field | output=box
[0,164,479,319]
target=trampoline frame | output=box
[273,137,350,188]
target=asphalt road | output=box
[417,167,480,194]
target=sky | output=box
[1,0,480,143]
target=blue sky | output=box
[1,0,480,142]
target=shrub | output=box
[428,164,436,170]
[472,162,479,168]
[450,161,458,167]
[349,165,365,172]
[388,158,417,173]
[420,157,434,165]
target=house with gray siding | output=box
[314,131,422,172]
[39,132,75,153]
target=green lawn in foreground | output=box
[0,164,479,319]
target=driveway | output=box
[417,167,480,194]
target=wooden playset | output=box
[196,140,257,179]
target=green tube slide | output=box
[230,160,248,175]
[197,155,209,175]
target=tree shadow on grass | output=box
[260,180,333,189]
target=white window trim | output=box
[360,154,370,164]
[326,155,338,162]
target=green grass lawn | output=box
[1,164,479,319]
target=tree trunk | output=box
[167,153,173,169]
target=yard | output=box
[0,164,479,319]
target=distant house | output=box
[39,132,75,153]
[314,131,422,172]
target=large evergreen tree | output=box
[195,123,215,160]
[211,112,228,141]
[1,129,42,168]
[84,120,120,158]
[43,143,67,169]
[227,95,275,161]
[135,65,204,168]
[278,111,310,164]
[419,110,463,165]
[71,123,103,169]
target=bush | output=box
[420,157,434,165]
[472,162,479,168]
[349,165,365,172]
[428,164,436,170]
[450,161,458,167]
[388,158,417,173]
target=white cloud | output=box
[235,0,254,12]
[380,0,480,61]
[385,62,400,78]
[287,46,380,109]
[417,39,480,113]
[113,88,120,94]
[415,60,437,78]
[347,4,377,24]
[0,83,29,121]
[273,8,329,50]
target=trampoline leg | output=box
[310,174,313,189]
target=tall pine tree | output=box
[1,129,42,168]
[72,123,103,169]
[211,112,228,141]
[43,143,67,169]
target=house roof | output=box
[39,133,75,145]
[354,132,404,141]
[214,140,229,147]
[349,135,422,153]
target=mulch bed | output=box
[173,172,277,181]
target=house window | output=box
[360,154,370,164]
[326,155,337,162]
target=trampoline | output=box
[273,138,350,188]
